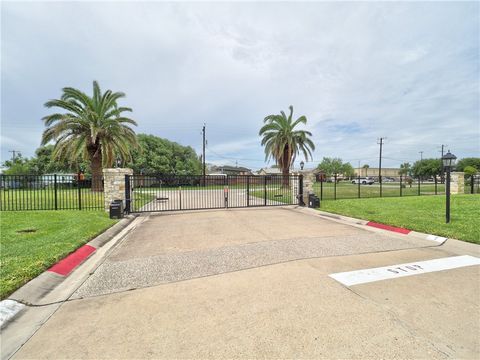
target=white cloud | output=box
[1,1,479,170]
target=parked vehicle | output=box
[351,177,375,185]
[383,177,395,182]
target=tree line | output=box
[2,134,202,176]
[314,157,479,179]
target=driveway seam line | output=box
[70,243,441,302]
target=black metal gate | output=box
[125,174,302,213]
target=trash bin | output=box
[308,193,320,208]
[109,199,124,219]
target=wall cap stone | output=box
[103,168,133,175]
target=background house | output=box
[257,167,283,175]
[354,167,400,178]
[209,165,252,176]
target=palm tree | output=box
[259,106,315,186]
[41,81,138,191]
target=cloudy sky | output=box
[1,1,479,170]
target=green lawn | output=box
[313,182,446,200]
[250,188,295,204]
[0,188,104,210]
[0,211,117,299]
[319,194,480,244]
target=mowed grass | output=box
[0,188,104,210]
[250,188,296,204]
[0,211,117,299]
[319,194,480,244]
[313,182,446,200]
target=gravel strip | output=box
[72,233,432,298]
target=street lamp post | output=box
[442,151,457,223]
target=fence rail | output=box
[314,174,479,202]
[0,174,104,211]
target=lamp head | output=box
[442,151,457,169]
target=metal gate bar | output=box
[126,174,301,213]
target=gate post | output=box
[103,168,133,212]
[301,171,315,206]
[298,175,304,206]
[125,175,131,213]
[290,174,302,205]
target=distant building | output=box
[355,167,400,178]
[209,165,252,176]
[257,167,283,175]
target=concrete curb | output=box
[290,206,451,246]
[1,215,136,327]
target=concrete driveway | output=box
[134,188,289,211]
[8,207,480,359]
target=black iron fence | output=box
[0,174,104,211]
[314,174,479,202]
[465,175,480,194]
[126,174,300,213]
[1,172,477,211]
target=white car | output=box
[352,177,375,185]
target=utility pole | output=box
[202,124,206,186]
[9,150,21,161]
[377,138,385,196]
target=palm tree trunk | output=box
[282,166,290,188]
[282,149,290,188]
[90,151,103,192]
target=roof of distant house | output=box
[211,165,251,172]
[258,167,282,174]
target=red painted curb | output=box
[48,245,96,276]
[366,221,411,234]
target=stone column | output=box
[450,172,464,194]
[302,171,315,206]
[103,168,133,211]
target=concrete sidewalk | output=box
[6,207,480,359]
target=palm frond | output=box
[42,81,138,175]
[259,106,314,173]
